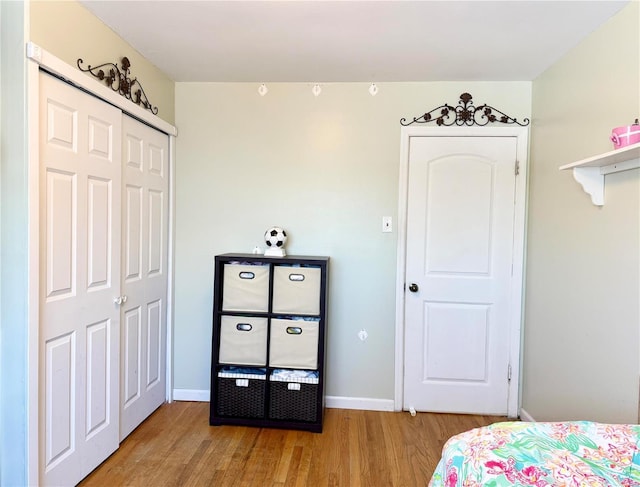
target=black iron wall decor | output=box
[400,92,529,127]
[77,56,158,115]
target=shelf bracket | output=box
[572,167,604,206]
[559,142,640,206]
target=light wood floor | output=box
[79,402,508,487]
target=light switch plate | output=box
[382,216,392,233]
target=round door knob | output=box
[121,295,128,303]
[114,296,123,305]
[408,283,419,293]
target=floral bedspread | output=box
[429,421,640,487]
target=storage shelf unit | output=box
[209,253,329,433]
[559,142,640,206]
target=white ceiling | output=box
[80,0,629,83]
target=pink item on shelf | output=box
[611,119,640,149]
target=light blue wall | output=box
[524,2,639,423]
[173,82,532,401]
[0,1,29,485]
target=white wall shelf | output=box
[559,142,640,206]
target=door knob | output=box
[121,295,128,303]
[114,296,123,305]
[408,283,419,293]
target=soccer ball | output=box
[264,226,287,249]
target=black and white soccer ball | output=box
[264,226,287,248]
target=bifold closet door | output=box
[39,72,121,486]
[120,115,169,440]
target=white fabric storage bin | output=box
[269,318,319,369]
[219,316,268,366]
[272,265,321,315]
[222,263,270,312]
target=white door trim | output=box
[26,43,177,483]
[394,126,529,418]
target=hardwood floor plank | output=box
[279,444,298,487]
[273,430,296,484]
[347,412,362,487]
[79,402,508,487]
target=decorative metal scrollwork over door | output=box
[400,92,529,127]
[77,56,158,115]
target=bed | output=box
[429,421,640,487]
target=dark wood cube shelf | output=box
[209,253,329,433]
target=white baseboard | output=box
[171,389,395,412]
[173,389,210,402]
[519,408,536,422]
[325,396,395,411]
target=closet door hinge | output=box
[507,364,512,382]
[515,160,520,176]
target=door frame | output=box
[394,126,529,418]
[25,42,177,484]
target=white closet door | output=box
[39,72,121,486]
[120,115,169,440]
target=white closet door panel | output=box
[88,116,113,160]
[46,99,76,150]
[87,177,112,290]
[85,319,111,438]
[39,72,121,487]
[45,169,76,300]
[124,132,143,171]
[148,189,163,276]
[44,332,75,468]
[120,115,169,440]
[149,143,164,176]
[123,306,142,407]
[146,300,162,387]
[124,185,143,282]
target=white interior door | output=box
[403,136,518,415]
[39,72,121,486]
[120,115,169,440]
